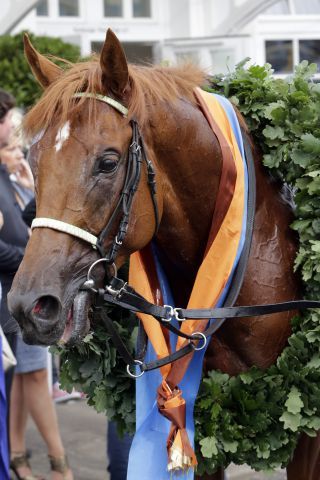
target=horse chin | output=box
[60,290,91,346]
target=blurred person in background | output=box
[0,90,14,148]
[0,124,74,480]
[0,88,17,480]
[0,89,17,397]
[1,220,12,480]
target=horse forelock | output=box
[23,57,207,139]
[24,57,102,139]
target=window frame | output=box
[36,0,49,16]
[132,0,151,18]
[263,36,320,76]
[103,0,124,18]
[265,38,294,74]
[299,38,320,65]
[58,0,80,17]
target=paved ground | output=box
[26,400,107,480]
[25,400,286,479]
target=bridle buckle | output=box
[162,305,174,322]
[115,235,123,246]
[190,331,207,351]
[173,307,185,322]
[126,360,144,378]
[162,306,185,322]
[105,281,127,299]
[130,141,141,154]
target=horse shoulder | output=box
[204,148,300,375]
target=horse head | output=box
[8,30,162,346]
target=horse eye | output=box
[96,155,118,174]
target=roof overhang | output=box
[0,0,39,35]
[215,0,281,35]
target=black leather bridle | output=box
[32,95,159,275]
[95,119,159,265]
[31,94,320,378]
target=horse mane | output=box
[24,56,207,138]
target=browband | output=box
[72,92,128,116]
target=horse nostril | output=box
[32,295,60,320]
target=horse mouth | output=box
[60,290,92,346]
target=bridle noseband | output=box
[31,93,159,274]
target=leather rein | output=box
[31,93,320,378]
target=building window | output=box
[133,0,151,17]
[59,0,79,16]
[104,0,123,17]
[36,0,48,16]
[92,41,154,63]
[263,0,290,14]
[299,39,320,69]
[265,40,293,73]
[293,0,320,14]
[122,42,153,63]
[175,51,199,65]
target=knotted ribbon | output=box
[158,380,197,470]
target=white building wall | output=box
[13,0,168,56]
[168,0,190,39]
[207,0,231,35]
[10,0,320,75]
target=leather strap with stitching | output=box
[99,285,320,372]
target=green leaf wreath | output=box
[55,60,320,474]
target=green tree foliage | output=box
[195,60,320,474]
[0,31,80,109]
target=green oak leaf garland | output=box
[55,60,320,474]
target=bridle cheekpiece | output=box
[31,92,159,278]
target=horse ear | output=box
[23,33,62,88]
[100,29,129,97]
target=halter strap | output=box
[31,218,98,248]
[73,92,128,116]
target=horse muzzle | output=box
[8,286,92,346]
[59,289,92,346]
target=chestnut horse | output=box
[8,30,320,479]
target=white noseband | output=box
[31,218,98,249]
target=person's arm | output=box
[0,238,24,273]
[15,159,34,191]
[0,208,24,272]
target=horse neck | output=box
[144,98,223,306]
